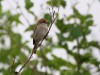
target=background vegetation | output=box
[0,0,100,75]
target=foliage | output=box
[0,0,100,75]
[47,0,66,8]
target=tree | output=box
[0,0,100,75]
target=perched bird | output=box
[33,18,49,54]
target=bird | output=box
[33,18,49,54]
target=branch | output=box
[15,7,59,75]
[15,52,34,75]
[39,7,59,44]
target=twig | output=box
[87,0,95,13]
[38,7,59,49]
[16,52,34,75]
[49,8,52,16]
[15,7,59,75]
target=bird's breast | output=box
[34,24,48,40]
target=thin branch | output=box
[87,0,95,13]
[38,7,59,48]
[15,7,59,75]
[16,52,34,75]
[49,8,52,16]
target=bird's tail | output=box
[32,45,38,54]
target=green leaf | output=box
[22,41,31,52]
[78,36,88,49]
[0,32,5,36]
[73,7,81,18]
[89,58,100,66]
[61,0,66,7]
[2,69,10,75]
[9,14,21,24]
[61,70,90,75]
[44,13,52,23]
[81,14,92,25]
[61,70,91,75]
[19,52,27,63]
[86,20,93,27]
[47,0,66,8]
[68,25,82,40]
[61,70,74,75]
[56,33,66,45]
[0,49,10,63]
[82,70,91,75]
[43,47,52,55]
[9,33,22,57]
[74,71,83,75]
[5,10,11,16]
[25,0,33,10]
[50,55,75,69]
[56,19,68,33]
[1,38,5,44]
[21,68,32,75]
[10,33,22,45]
[25,24,35,32]
[85,14,92,19]
[0,26,3,30]
[73,8,87,25]
[80,53,91,64]
[67,15,75,21]
[73,7,93,25]
[30,60,38,65]
[88,41,100,49]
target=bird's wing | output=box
[33,24,37,45]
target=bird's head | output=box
[37,18,49,25]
